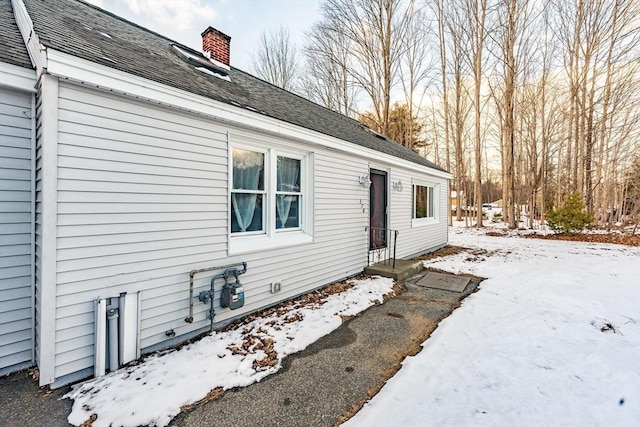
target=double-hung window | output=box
[230,144,312,254]
[412,182,438,226]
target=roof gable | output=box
[21,0,446,172]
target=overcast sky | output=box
[85,0,321,71]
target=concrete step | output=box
[364,259,424,282]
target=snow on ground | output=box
[65,276,394,427]
[345,223,640,427]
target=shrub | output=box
[546,193,594,233]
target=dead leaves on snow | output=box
[414,245,468,260]
[522,231,639,246]
[220,278,360,334]
[79,413,97,427]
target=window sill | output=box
[229,231,313,255]
[412,217,439,227]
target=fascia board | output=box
[11,0,47,73]
[0,61,36,92]
[46,49,452,179]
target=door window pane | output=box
[370,171,387,249]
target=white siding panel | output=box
[0,86,34,373]
[53,84,235,375]
[50,82,407,381]
[389,168,449,259]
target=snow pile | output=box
[66,276,394,427]
[345,227,640,426]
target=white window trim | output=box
[228,134,313,255]
[412,180,440,227]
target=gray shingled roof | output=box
[0,0,33,68]
[22,0,446,172]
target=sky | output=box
[85,0,321,71]
[63,222,640,426]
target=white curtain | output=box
[276,157,300,228]
[232,150,263,232]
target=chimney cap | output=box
[201,26,231,41]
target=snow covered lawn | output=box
[345,225,640,427]
[65,276,395,427]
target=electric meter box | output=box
[221,283,244,310]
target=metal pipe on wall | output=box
[107,306,119,372]
[186,262,247,323]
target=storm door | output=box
[369,169,388,250]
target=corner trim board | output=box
[37,74,59,386]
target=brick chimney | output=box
[201,27,231,66]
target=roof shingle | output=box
[0,0,33,68]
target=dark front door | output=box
[369,169,387,250]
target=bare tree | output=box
[464,0,489,227]
[552,0,640,221]
[303,20,360,116]
[295,0,640,231]
[399,2,432,152]
[433,0,453,224]
[446,0,473,222]
[251,25,300,91]
[318,0,411,135]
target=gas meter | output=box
[220,268,245,310]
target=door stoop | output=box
[364,259,424,282]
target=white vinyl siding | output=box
[389,169,448,259]
[0,86,34,373]
[51,82,369,381]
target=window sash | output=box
[231,148,266,234]
[276,156,302,230]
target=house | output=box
[0,0,451,388]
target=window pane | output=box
[233,149,264,190]
[231,193,263,233]
[415,185,427,218]
[276,195,300,229]
[277,157,301,192]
